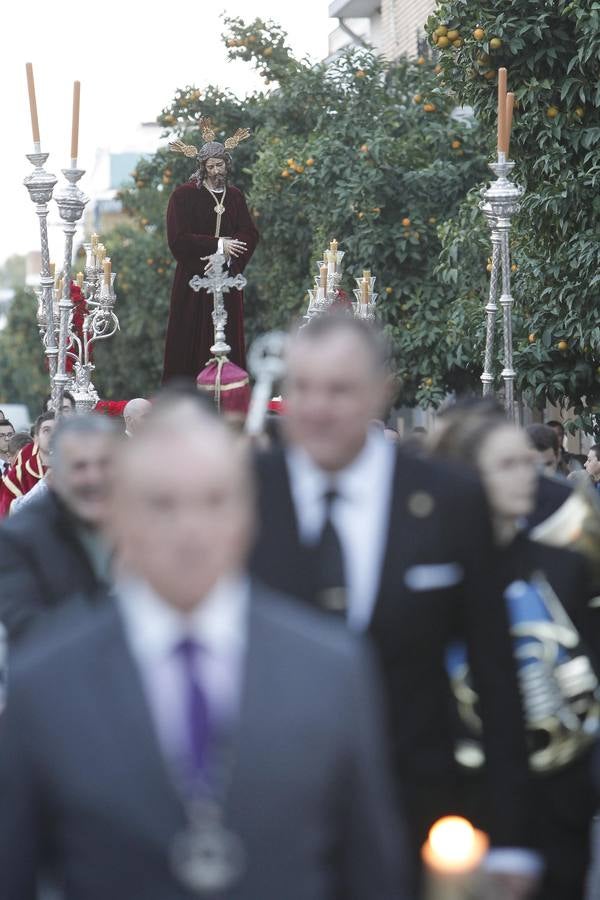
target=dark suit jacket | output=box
[0,585,409,900]
[250,447,531,850]
[0,490,105,640]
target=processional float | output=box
[479,68,522,421]
[23,65,120,416]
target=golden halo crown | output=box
[168,117,251,159]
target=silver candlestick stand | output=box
[68,246,120,412]
[479,155,523,420]
[54,166,88,413]
[352,274,378,321]
[189,251,247,357]
[23,153,59,391]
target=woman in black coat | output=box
[431,404,600,900]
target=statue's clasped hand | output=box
[223,238,247,259]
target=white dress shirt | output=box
[286,429,396,632]
[116,574,249,773]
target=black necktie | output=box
[314,488,347,616]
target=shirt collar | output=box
[287,428,391,502]
[116,573,250,664]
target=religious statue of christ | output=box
[162,118,259,383]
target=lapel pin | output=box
[407,491,435,518]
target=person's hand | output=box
[222,238,247,259]
[485,871,540,900]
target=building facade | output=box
[328,0,435,60]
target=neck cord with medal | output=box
[203,182,227,238]
[170,727,246,895]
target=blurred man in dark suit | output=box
[0,399,409,900]
[0,414,118,641]
[251,316,539,899]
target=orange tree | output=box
[96,17,490,403]
[428,0,600,430]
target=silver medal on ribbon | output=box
[171,806,245,894]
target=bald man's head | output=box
[123,398,152,436]
[111,401,255,611]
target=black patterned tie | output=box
[314,488,347,616]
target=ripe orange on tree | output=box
[489,37,503,49]
[423,102,437,112]
[451,139,462,149]
[528,334,536,343]
[437,36,450,48]
[447,29,460,41]
[575,107,585,118]
[401,217,411,227]
[473,27,486,40]
[306,157,315,166]
[557,340,568,351]
[547,106,559,118]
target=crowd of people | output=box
[1,315,600,900]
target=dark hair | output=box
[431,404,509,467]
[151,379,215,416]
[43,390,76,413]
[526,423,559,455]
[34,410,55,434]
[291,313,391,374]
[589,444,600,461]
[50,413,119,466]
[0,419,14,431]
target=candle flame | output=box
[422,816,488,874]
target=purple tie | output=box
[174,636,211,778]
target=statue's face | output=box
[204,157,227,188]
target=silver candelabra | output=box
[304,247,346,322]
[24,155,121,414]
[480,155,523,420]
[303,242,379,323]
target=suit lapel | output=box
[225,592,287,829]
[87,604,187,844]
[369,450,434,628]
[255,450,316,603]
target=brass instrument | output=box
[530,478,600,589]
[447,573,600,773]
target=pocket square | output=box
[404,563,464,591]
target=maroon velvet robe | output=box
[162,181,259,383]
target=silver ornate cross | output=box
[189,251,247,356]
[245,331,288,436]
